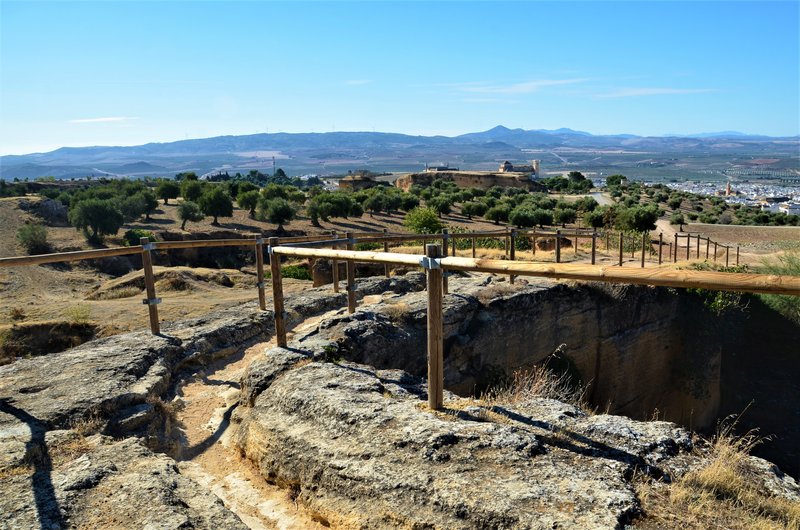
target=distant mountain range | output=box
[1,125,797,181]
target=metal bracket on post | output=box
[142,242,156,251]
[256,281,266,288]
[142,298,162,306]
[255,237,264,245]
[419,256,441,270]
[266,245,274,255]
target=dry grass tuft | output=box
[482,364,588,410]
[635,418,800,529]
[63,304,91,324]
[70,411,105,436]
[476,282,520,304]
[383,301,411,321]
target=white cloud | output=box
[461,98,518,104]
[596,87,718,98]
[344,79,372,86]
[452,78,590,95]
[69,116,139,124]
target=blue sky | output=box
[1,1,798,154]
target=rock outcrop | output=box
[0,429,248,529]
[235,340,799,529]
[301,275,722,430]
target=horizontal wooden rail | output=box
[439,257,800,296]
[0,246,144,267]
[271,247,800,297]
[155,239,257,250]
[271,246,423,267]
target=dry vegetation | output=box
[635,422,800,529]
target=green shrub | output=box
[266,264,312,281]
[123,229,156,247]
[16,223,49,255]
[403,207,444,234]
[355,242,381,251]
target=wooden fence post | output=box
[606,231,610,251]
[383,228,390,277]
[706,237,710,259]
[345,231,356,313]
[425,244,444,411]
[618,232,624,266]
[696,234,701,259]
[669,242,672,261]
[714,242,718,262]
[658,232,663,265]
[441,229,449,295]
[532,228,537,257]
[574,229,579,255]
[509,229,516,284]
[331,230,339,293]
[591,228,597,265]
[255,236,266,310]
[641,232,646,268]
[268,237,286,347]
[726,246,730,268]
[504,228,509,258]
[140,237,160,335]
[686,235,690,261]
[471,236,476,258]
[556,229,561,263]
[631,234,635,258]
[736,246,740,266]
[452,232,457,257]
[673,233,678,263]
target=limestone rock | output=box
[0,431,247,529]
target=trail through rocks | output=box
[169,297,393,529]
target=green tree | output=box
[606,174,626,188]
[68,198,124,243]
[198,187,233,225]
[118,194,147,222]
[485,204,511,225]
[553,207,577,228]
[363,194,385,217]
[617,205,659,232]
[508,206,536,228]
[237,190,260,218]
[181,180,204,202]
[261,198,296,230]
[178,201,205,230]
[403,207,444,234]
[156,180,181,205]
[16,223,49,255]
[428,196,453,217]
[584,209,606,229]
[530,208,554,228]
[139,190,158,220]
[461,201,487,220]
[668,197,683,210]
[670,212,686,231]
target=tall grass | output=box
[759,252,800,324]
[636,416,800,529]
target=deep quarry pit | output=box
[1,272,798,529]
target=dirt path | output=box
[169,300,392,529]
[172,328,327,529]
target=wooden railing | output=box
[1,229,796,410]
[269,241,800,409]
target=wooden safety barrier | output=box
[268,244,800,410]
[0,226,754,340]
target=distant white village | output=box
[665,181,800,215]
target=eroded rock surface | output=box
[0,429,247,529]
[0,275,423,529]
